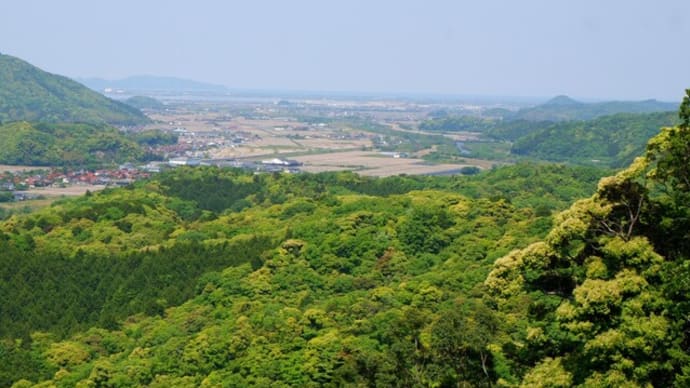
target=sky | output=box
[1,0,689,101]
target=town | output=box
[0,93,518,205]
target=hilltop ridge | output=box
[514,94,677,121]
[0,54,149,126]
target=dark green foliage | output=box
[398,206,453,254]
[157,167,263,213]
[0,53,149,126]
[680,89,690,128]
[484,119,561,142]
[418,107,679,167]
[460,166,481,175]
[0,339,56,388]
[130,129,178,146]
[510,112,678,166]
[0,191,12,203]
[0,239,273,340]
[0,121,145,166]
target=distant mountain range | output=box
[78,75,229,94]
[0,54,149,126]
[512,95,678,121]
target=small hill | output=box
[510,111,679,166]
[124,95,165,110]
[515,95,677,121]
[542,95,582,107]
[80,75,229,93]
[0,54,149,126]
[0,121,144,166]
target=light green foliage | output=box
[0,162,603,386]
[486,98,690,386]
[520,357,572,388]
[45,341,90,368]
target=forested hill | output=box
[510,111,678,167]
[513,95,677,121]
[0,54,150,126]
[0,121,145,166]
[420,111,678,167]
[0,163,608,387]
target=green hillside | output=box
[0,163,607,387]
[0,121,145,166]
[514,95,677,121]
[418,111,678,167]
[0,54,149,126]
[510,111,678,167]
[124,96,165,110]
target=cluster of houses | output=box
[0,167,151,199]
[0,156,305,203]
[163,128,259,160]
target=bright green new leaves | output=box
[1,164,592,387]
[486,99,690,386]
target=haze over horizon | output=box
[1,0,689,101]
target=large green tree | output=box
[486,91,690,387]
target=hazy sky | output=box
[1,0,689,100]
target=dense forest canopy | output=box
[0,163,608,387]
[0,122,150,166]
[509,111,678,167]
[419,110,678,167]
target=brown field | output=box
[146,109,500,176]
[1,185,105,214]
[25,185,106,197]
[294,150,480,177]
[1,198,56,212]
[295,137,370,150]
[0,165,49,173]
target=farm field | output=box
[294,150,480,176]
[142,100,499,175]
[23,185,106,197]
